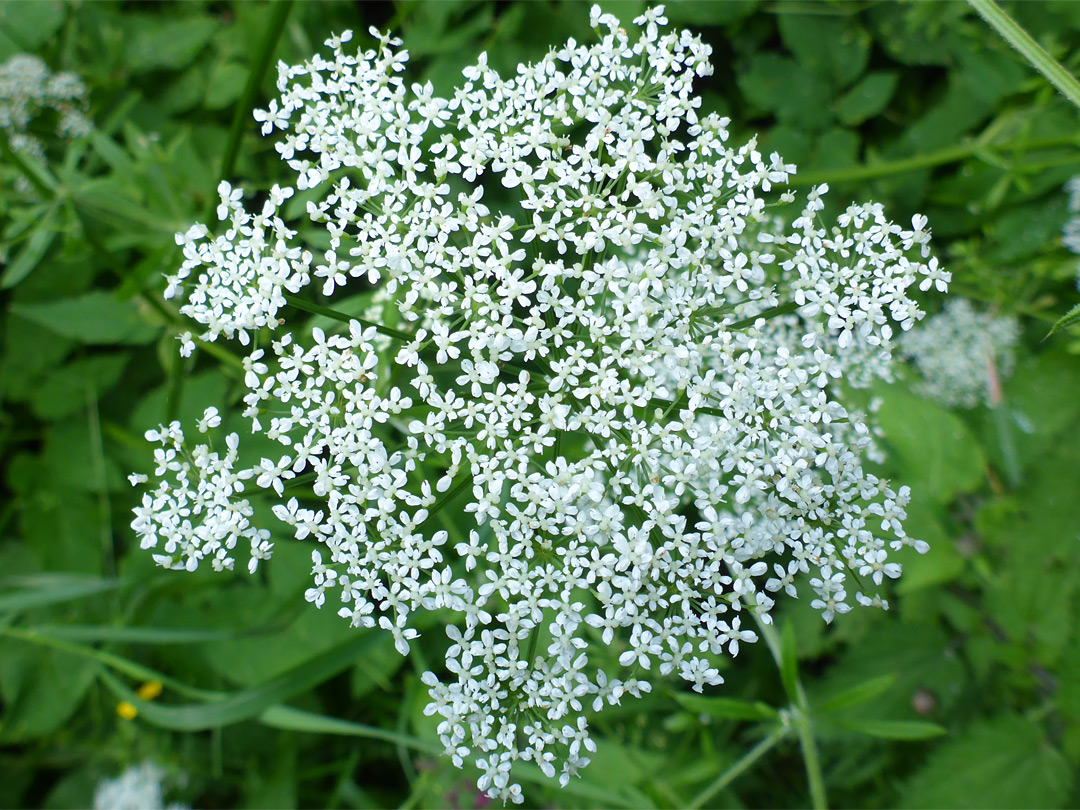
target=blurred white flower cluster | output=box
[134,7,947,801]
[900,298,1019,409]
[1063,175,1080,287]
[0,54,89,175]
[93,761,188,810]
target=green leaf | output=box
[33,624,243,644]
[0,1,65,58]
[876,384,986,504]
[0,576,121,615]
[0,645,96,742]
[30,353,128,420]
[1046,302,1080,338]
[835,71,899,125]
[0,213,57,290]
[673,693,779,721]
[737,53,834,130]
[899,715,1072,808]
[832,717,945,740]
[815,674,897,714]
[204,61,248,110]
[777,13,870,88]
[894,501,965,594]
[125,15,218,72]
[260,705,440,753]
[99,632,383,730]
[11,291,158,345]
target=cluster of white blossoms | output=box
[1063,175,1080,287]
[0,54,89,171]
[92,761,188,810]
[900,299,1019,409]
[134,8,948,801]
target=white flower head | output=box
[133,6,947,800]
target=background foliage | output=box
[1,1,1079,808]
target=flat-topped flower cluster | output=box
[900,298,1018,409]
[0,54,89,172]
[133,7,948,801]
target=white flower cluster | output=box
[0,54,89,171]
[130,415,272,574]
[1063,175,1080,288]
[133,7,947,801]
[900,298,1019,409]
[93,761,188,810]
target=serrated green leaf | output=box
[673,692,779,721]
[1046,302,1080,338]
[900,715,1072,808]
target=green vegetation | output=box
[2,1,1079,807]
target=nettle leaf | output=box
[11,291,158,345]
[899,715,1072,809]
[875,384,986,505]
[777,13,870,88]
[835,71,899,125]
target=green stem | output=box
[791,134,1080,187]
[219,0,294,184]
[967,0,1080,110]
[285,293,412,342]
[757,621,828,810]
[686,725,788,810]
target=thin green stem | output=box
[220,0,294,184]
[285,293,412,342]
[686,725,788,810]
[757,621,828,810]
[967,0,1080,110]
[791,134,1080,187]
